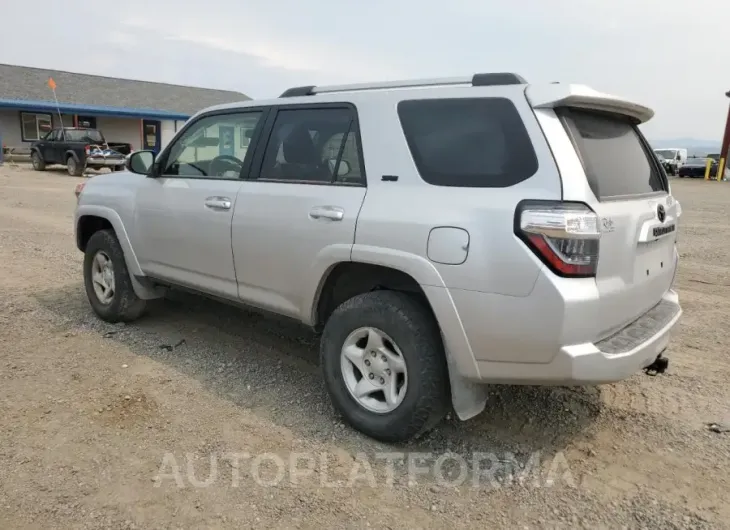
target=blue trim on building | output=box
[0,98,190,120]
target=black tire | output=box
[83,229,146,323]
[320,290,449,443]
[67,156,83,176]
[31,151,46,171]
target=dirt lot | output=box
[0,165,729,529]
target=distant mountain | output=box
[651,138,722,156]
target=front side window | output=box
[21,112,53,142]
[162,111,263,179]
[398,98,538,188]
[259,107,364,184]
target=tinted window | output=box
[162,111,263,179]
[259,107,364,184]
[397,98,538,187]
[560,109,665,199]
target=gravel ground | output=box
[0,165,729,529]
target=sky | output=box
[1,0,728,141]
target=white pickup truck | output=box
[654,148,687,176]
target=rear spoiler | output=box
[525,84,654,124]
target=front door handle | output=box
[309,206,344,221]
[204,196,232,210]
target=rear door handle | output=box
[309,206,344,221]
[204,196,232,210]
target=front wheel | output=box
[83,229,146,323]
[320,290,449,443]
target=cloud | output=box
[2,0,729,139]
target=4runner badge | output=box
[601,217,615,233]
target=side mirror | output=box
[126,150,155,175]
[327,159,351,178]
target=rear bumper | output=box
[429,271,681,385]
[87,157,125,167]
[472,291,681,385]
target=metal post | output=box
[718,91,730,182]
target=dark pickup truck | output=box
[30,128,127,176]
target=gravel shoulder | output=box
[1,166,729,529]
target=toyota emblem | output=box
[657,204,666,223]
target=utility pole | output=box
[718,90,730,181]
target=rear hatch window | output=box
[397,98,538,187]
[65,129,105,143]
[558,108,667,199]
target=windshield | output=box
[64,129,105,143]
[687,158,708,165]
[654,149,677,159]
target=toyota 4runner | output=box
[74,72,682,442]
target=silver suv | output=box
[74,72,682,442]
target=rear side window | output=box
[559,108,666,199]
[397,98,538,188]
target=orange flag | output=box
[48,77,57,91]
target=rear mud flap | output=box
[444,343,487,421]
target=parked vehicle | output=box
[73,73,682,442]
[678,157,717,178]
[30,128,126,176]
[653,148,687,175]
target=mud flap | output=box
[444,342,487,420]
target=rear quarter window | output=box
[558,108,666,199]
[397,98,538,188]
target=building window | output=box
[76,115,97,128]
[20,112,53,142]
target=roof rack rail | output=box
[279,85,315,98]
[278,72,527,97]
[471,72,527,86]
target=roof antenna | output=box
[47,77,65,140]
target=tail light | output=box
[74,182,86,201]
[84,145,90,156]
[515,200,600,278]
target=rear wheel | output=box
[83,229,146,323]
[31,151,46,171]
[67,156,83,176]
[320,290,449,443]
